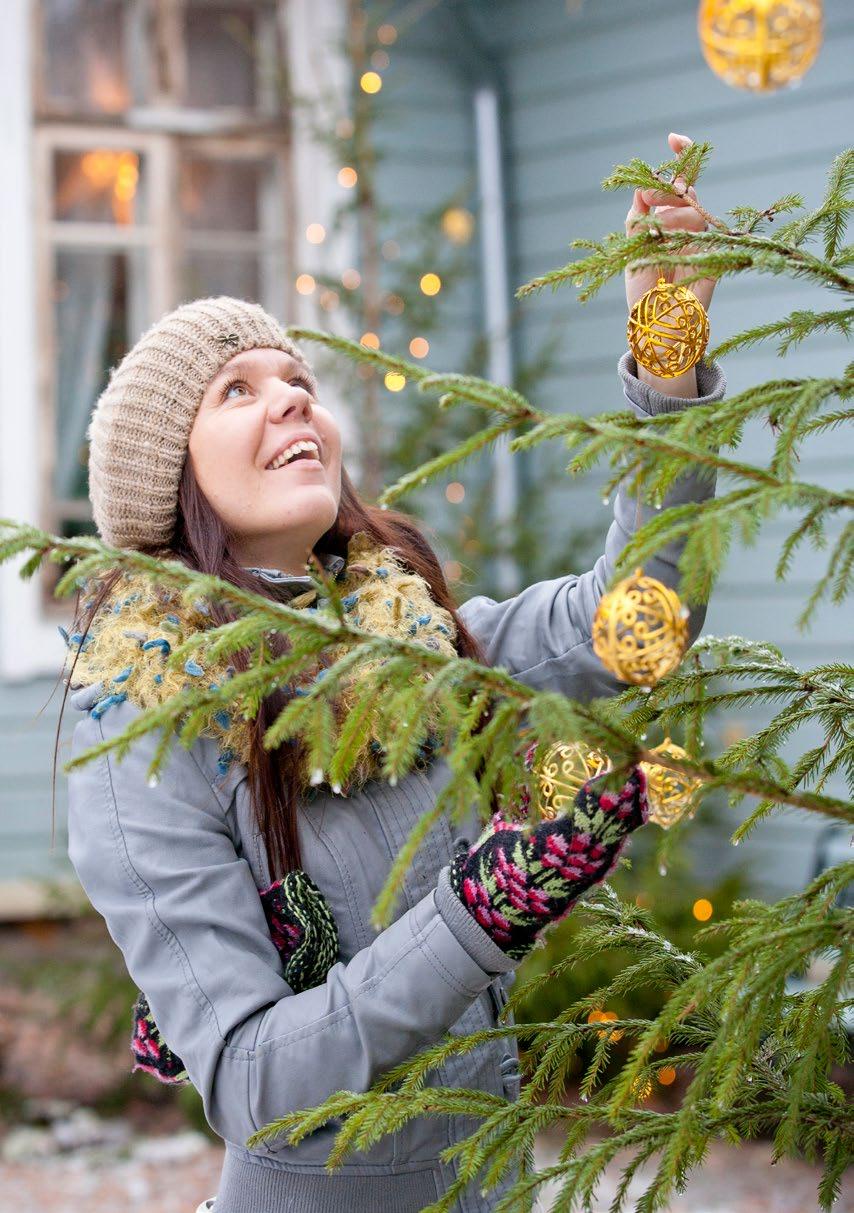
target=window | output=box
[34,0,292,559]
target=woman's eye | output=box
[222,379,248,401]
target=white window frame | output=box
[1,0,354,680]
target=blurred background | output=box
[0,1,851,1210]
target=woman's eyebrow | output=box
[211,355,315,385]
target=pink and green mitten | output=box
[449,764,650,960]
[131,869,338,1085]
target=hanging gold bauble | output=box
[641,738,704,829]
[698,0,823,93]
[592,568,689,686]
[536,741,612,820]
[627,276,709,379]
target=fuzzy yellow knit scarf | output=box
[65,531,458,792]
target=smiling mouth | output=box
[268,457,323,471]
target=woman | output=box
[65,133,723,1212]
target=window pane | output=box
[41,0,133,114]
[183,251,261,301]
[184,4,259,109]
[180,157,265,231]
[53,149,147,226]
[53,249,146,504]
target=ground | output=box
[1,920,849,1212]
[1,1120,848,1212]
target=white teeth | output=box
[267,440,320,470]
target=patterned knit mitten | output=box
[449,766,650,961]
[131,870,339,1085]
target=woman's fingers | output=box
[625,187,651,235]
[653,205,707,232]
[640,186,696,207]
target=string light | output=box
[658,1065,677,1086]
[445,482,465,504]
[341,268,361,290]
[381,240,400,260]
[377,23,397,44]
[384,372,406,392]
[319,289,339,311]
[360,71,382,94]
[371,50,390,69]
[337,166,358,188]
[588,1009,623,1042]
[305,223,326,244]
[441,206,475,244]
[443,560,462,581]
[336,117,354,139]
[384,293,405,315]
[360,331,380,349]
[420,272,442,296]
[409,336,429,358]
[692,898,713,922]
[295,274,316,295]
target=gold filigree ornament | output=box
[627,276,710,379]
[536,742,612,821]
[698,0,823,94]
[641,738,704,829]
[592,568,690,687]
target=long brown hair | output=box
[66,459,487,879]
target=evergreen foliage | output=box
[2,143,852,1210]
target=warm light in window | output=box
[658,1066,677,1086]
[692,898,713,922]
[384,372,406,392]
[409,336,429,358]
[306,223,326,244]
[420,272,441,296]
[377,23,397,44]
[342,268,361,290]
[441,207,474,244]
[295,274,316,295]
[446,482,465,504]
[338,166,358,188]
[371,50,390,69]
[360,71,383,94]
[79,150,139,224]
[360,331,380,349]
[381,239,400,260]
[443,560,462,581]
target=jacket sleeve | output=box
[66,701,516,1148]
[457,353,726,700]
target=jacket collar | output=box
[245,551,346,602]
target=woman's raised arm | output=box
[458,353,725,701]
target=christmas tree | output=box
[2,140,852,1211]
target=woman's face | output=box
[188,346,342,573]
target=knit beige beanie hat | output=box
[87,296,309,549]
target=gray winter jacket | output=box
[66,353,725,1213]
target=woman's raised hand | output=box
[625,131,717,314]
